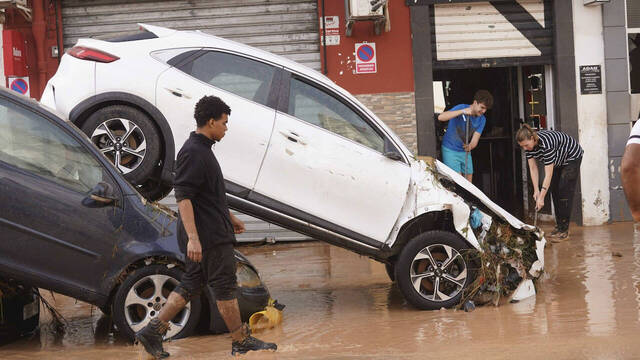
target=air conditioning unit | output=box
[0,0,27,10]
[0,0,31,22]
[348,0,384,18]
[345,0,388,36]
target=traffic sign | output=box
[8,76,29,96]
[355,43,376,74]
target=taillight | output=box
[67,46,119,63]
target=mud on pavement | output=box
[2,222,640,359]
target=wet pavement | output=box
[2,222,640,359]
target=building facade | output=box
[0,0,637,227]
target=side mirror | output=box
[384,151,403,161]
[84,182,116,207]
[383,137,403,162]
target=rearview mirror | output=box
[83,182,116,207]
[384,151,403,161]
[383,137,403,161]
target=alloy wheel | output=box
[123,274,190,339]
[409,244,468,302]
[90,118,147,174]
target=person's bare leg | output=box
[465,173,473,182]
[216,298,244,341]
[158,292,187,323]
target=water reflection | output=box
[582,226,616,336]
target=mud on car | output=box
[42,24,545,309]
[0,87,271,340]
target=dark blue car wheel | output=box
[111,264,201,341]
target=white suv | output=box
[42,24,545,310]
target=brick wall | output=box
[355,92,417,154]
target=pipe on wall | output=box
[31,0,47,98]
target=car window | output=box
[183,51,275,107]
[287,78,384,153]
[0,99,110,194]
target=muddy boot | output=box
[549,227,562,238]
[135,318,170,359]
[550,230,569,243]
[231,324,277,356]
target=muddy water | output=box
[2,222,640,359]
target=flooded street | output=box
[2,222,640,359]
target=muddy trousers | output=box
[550,157,582,232]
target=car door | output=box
[0,97,124,295]
[253,74,411,243]
[155,50,279,190]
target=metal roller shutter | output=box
[629,0,640,29]
[431,0,553,68]
[61,0,321,70]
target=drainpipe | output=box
[31,0,47,98]
[321,0,327,75]
[54,0,62,63]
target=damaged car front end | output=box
[386,157,545,310]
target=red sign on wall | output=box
[3,30,28,77]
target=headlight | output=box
[236,263,262,288]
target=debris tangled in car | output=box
[461,221,543,307]
[419,157,545,308]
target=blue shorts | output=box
[442,146,473,174]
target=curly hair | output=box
[473,89,494,109]
[194,96,231,127]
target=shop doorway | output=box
[434,67,523,217]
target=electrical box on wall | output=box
[2,29,28,77]
[583,0,610,5]
[3,29,30,97]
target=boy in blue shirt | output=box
[438,90,493,182]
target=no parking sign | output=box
[355,43,376,74]
[8,76,29,97]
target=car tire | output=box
[99,304,112,316]
[112,264,201,341]
[385,262,395,282]
[396,230,473,310]
[81,105,162,186]
[136,177,174,202]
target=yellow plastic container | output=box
[249,304,283,332]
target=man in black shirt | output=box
[136,96,277,358]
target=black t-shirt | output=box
[174,132,235,249]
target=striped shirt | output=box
[525,130,583,167]
[627,120,640,146]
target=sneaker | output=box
[232,335,277,355]
[550,231,569,243]
[549,228,562,238]
[135,319,170,359]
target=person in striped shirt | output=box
[622,120,640,222]
[516,124,584,240]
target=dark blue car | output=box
[0,87,270,340]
